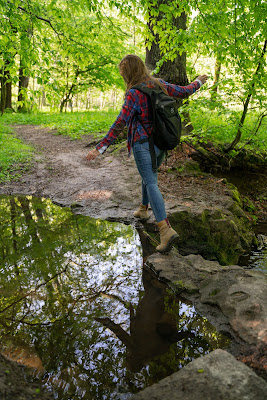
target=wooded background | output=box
[0,0,266,150]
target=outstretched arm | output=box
[162,74,208,98]
[86,90,138,161]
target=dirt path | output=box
[0,125,234,224]
[1,125,143,220]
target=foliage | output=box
[1,0,266,153]
[1,110,119,139]
[0,0,139,112]
[187,0,267,149]
[0,125,33,182]
[142,0,192,60]
[182,100,267,153]
[139,0,267,150]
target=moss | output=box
[183,159,201,173]
[174,279,198,294]
[242,196,256,212]
[227,183,242,206]
[209,289,221,296]
[169,192,254,265]
[201,209,210,224]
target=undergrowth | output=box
[184,106,267,154]
[0,125,34,182]
[1,110,119,140]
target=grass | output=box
[1,110,119,140]
[2,108,266,150]
[0,125,34,182]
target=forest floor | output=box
[0,124,266,399]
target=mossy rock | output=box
[169,197,254,265]
[173,279,198,294]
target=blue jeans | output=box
[133,140,166,222]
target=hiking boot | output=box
[133,204,150,221]
[156,219,179,253]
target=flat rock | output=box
[130,349,267,400]
[146,252,267,347]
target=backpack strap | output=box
[132,84,157,172]
[135,115,157,172]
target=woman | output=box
[86,54,208,253]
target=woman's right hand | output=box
[85,148,99,161]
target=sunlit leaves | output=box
[0,0,139,111]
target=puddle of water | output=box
[244,246,267,272]
[239,237,267,272]
[0,195,230,399]
[238,224,267,272]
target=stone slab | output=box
[130,349,267,400]
[146,252,267,347]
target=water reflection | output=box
[239,233,267,272]
[241,245,267,272]
[0,195,230,399]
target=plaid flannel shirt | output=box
[96,79,201,154]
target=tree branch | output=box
[254,112,267,136]
[95,317,132,348]
[17,4,96,51]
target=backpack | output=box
[132,84,182,171]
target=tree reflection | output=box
[0,195,230,399]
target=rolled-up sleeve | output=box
[161,80,201,98]
[96,91,138,153]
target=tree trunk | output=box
[18,56,30,113]
[0,72,6,114]
[42,90,46,107]
[145,12,188,85]
[60,97,68,113]
[6,79,12,109]
[9,197,19,276]
[5,59,12,109]
[0,60,13,113]
[145,3,192,133]
[211,58,221,99]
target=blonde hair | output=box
[119,54,166,92]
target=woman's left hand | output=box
[86,148,99,161]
